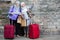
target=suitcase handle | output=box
[30,17,37,24]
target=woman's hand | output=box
[18,13,24,19]
[20,14,24,19]
[29,14,35,18]
[9,14,13,16]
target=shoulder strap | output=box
[11,5,14,12]
[11,5,21,12]
[19,5,21,12]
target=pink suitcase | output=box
[29,24,40,39]
[4,24,14,39]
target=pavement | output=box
[0,26,60,40]
[0,35,60,40]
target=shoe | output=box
[24,34,28,37]
[16,35,21,38]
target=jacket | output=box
[8,5,21,20]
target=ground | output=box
[0,35,60,40]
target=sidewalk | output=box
[0,35,60,40]
[0,26,60,40]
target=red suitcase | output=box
[4,24,14,39]
[29,24,40,39]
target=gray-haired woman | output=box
[8,1,21,37]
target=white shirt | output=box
[21,6,29,19]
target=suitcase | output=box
[29,24,40,39]
[4,24,14,39]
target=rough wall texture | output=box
[26,0,60,35]
[39,0,60,29]
[27,0,60,29]
[0,0,60,35]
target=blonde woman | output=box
[21,2,32,37]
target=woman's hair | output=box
[13,1,20,5]
[21,2,25,6]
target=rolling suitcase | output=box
[29,24,40,39]
[4,24,14,39]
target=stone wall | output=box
[0,0,60,35]
[39,0,60,29]
[26,0,60,29]
[26,0,60,35]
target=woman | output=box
[8,1,21,37]
[21,2,31,37]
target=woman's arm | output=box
[8,6,14,14]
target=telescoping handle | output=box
[30,17,37,24]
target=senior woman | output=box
[20,2,32,37]
[8,1,21,37]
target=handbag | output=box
[17,16,22,24]
[17,15,26,27]
[21,18,26,27]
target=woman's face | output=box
[16,3,19,6]
[21,3,25,7]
